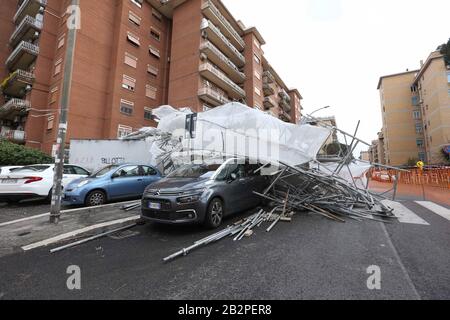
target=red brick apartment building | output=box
[0,0,303,154]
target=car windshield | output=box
[167,164,221,179]
[12,165,50,172]
[91,165,118,177]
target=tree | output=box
[438,38,450,66]
[0,140,52,166]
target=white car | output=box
[0,164,90,203]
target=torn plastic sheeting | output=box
[184,103,332,166]
[317,160,371,189]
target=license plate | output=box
[1,179,18,184]
[148,202,161,210]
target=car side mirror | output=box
[227,173,237,183]
[111,173,119,179]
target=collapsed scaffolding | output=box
[120,103,406,262]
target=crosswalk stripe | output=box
[381,200,429,225]
[415,201,450,222]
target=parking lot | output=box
[0,194,449,300]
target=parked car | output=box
[63,164,162,207]
[0,164,90,203]
[141,158,271,228]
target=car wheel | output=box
[85,190,106,207]
[204,198,224,229]
[46,188,53,203]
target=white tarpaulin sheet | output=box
[154,102,332,166]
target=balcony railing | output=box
[279,110,292,122]
[263,96,276,109]
[14,0,47,24]
[263,70,275,84]
[279,89,291,103]
[200,40,245,83]
[279,98,291,112]
[10,15,43,47]
[263,83,275,96]
[201,0,245,50]
[199,62,245,99]
[0,98,30,121]
[198,86,231,107]
[0,70,35,98]
[0,127,26,144]
[5,41,39,71]
[201,19,245,67]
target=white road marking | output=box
[381,200,429,225]
[0,200,139,228]
[415,201,450,221]
[21,216,139,251]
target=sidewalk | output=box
[369,181,450,206]
[0,201,140,258]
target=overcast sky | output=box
[222,0,450,155]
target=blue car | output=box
[63,164,162,206]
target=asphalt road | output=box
[0,199,449,300]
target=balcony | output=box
[0,70,35,98]
[263,70,275,84]
[201,0,245,51]
[198,86,231,107]
[199,62,245,99]
[279,98,291,112]
[279,89,291,103]
[200,41,245,83]
[201,19,245,67]
[263,83,275,96]
[263,96,276,110]
[6,41,39,71]
[0,127,26,144]
[10,15,43,47]
[0,98,30,121]
[14,0,47,24]
[279,110,292,123]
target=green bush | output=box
[0,140,52,166]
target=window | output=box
[122,75,136,92]
[149,45,160,58]
[254,39,260,49]
[152,8,162,21]
[254,71,261,80]
[413,110,421,119]
[54,58,62,76]
[412,96,419,106]
[117,124,132,138]
[142,166,157,176]
[47,116,54,130]
[447,72,450,83]
[254,87,261,96]
[50,86,58,104]
[418,152,426,162]
[131,0,143,8]
[124,52,138,68]
[147,64,158,77]
[120,99,134,115]
[415,123,423,134]
[57,34,65,49]
[114,165,140,178]
[127,31,140,46]
[144,107,152,120]
[254,53,261,65]
[146,84,157,99]
[128,11,141,26]
[416,139,424,148]
[71,166,90,175]
[254,104,261,110]
[150,27,161,41]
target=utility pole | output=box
[50,0,80,224]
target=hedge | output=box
[0,140,52,166]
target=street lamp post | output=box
[300,106,331,124]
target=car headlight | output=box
[76,180,90,188]
[177,189,205,204]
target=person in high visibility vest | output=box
[416,161,425,171]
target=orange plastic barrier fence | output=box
[371,168,450,189]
